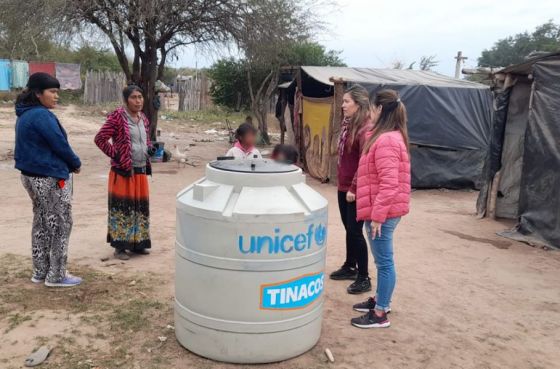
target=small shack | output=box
[476,52,560,249]
[281,67,493,188]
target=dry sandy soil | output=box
[0,104,559,369]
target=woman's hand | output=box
[346,191,356,202]
[371,222,382,238]
[74,167,81,174]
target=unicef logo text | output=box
[238,223,327,254]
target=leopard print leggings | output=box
[21,175,73,283]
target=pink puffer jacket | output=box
[356,130,411,223]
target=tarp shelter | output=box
[11,60,29,89]
[477,52,560,249]
[55,63,82,90]
[0,59,11,91]
[29,62,56,77]
[286,66,493,188]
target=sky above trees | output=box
[173,0,559,77]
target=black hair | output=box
[16,73,60,107]
[123,84,144,101]
[272,144,299,164]
[16,89,42,106]
[235,122,257,142]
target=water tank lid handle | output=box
[209,159,299,174]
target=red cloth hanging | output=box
[28,62,56,77]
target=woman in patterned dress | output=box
[14,72,82,287]
[94,85,155,260]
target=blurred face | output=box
[342,93,358,118]
[37,88,59,109]
[370,104,382,124]
[126,90,144,113]
[241,131,257,148]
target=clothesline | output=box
[0,60,82,92]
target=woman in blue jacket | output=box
[14,73,82,287]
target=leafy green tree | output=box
[478,20,560,67]
[208,40,344,114]
[207,59,250,111]
[70,46,121,73]
[284,42,345,67]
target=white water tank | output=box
[175,159,328,363]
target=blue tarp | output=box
[0,60,12,91]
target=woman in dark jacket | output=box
[14,72,82,287]
[94,85,155,260]
[330,84,373,294]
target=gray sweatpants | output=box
[21,175,73,283]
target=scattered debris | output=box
[129,280,137,286]
[158,336,168,342]
[0,149,14,161]
[100,256,110,262]
[166,324,175,330]
[24,346,51,367]
[325,348,335,363]
[204,129,218,135]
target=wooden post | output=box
[454,51,468,79]
[487,170,502,219]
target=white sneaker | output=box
[45,273,83,287]
[31,276,45,284]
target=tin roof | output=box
[301,66,488,89]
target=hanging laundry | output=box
[29,62,56,77]
[55,63,82,90]
[11,60,29,89]
[0,60,12,91]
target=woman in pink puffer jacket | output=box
[350,90,411,329]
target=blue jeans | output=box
[364,217,401,311]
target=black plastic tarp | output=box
[495,83,530,219]
[477,54,560,249]
[361,83,493,188]
[516,60,560,248]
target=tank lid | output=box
[209,158,299,173]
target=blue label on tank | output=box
[238,223,327,255]
[260,272,324,310]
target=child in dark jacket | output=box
[271,144,299,164]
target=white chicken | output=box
[174,145,188,167]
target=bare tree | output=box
[238,0,326,144]
[0,0,72,59]
[419,55,439,71]
[69,0,248,140]
[391,60,405,69]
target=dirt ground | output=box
[1,104,559,369]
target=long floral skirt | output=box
[107,170,151,251]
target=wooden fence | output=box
[83,70,127,105]
[177,75,211,111]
